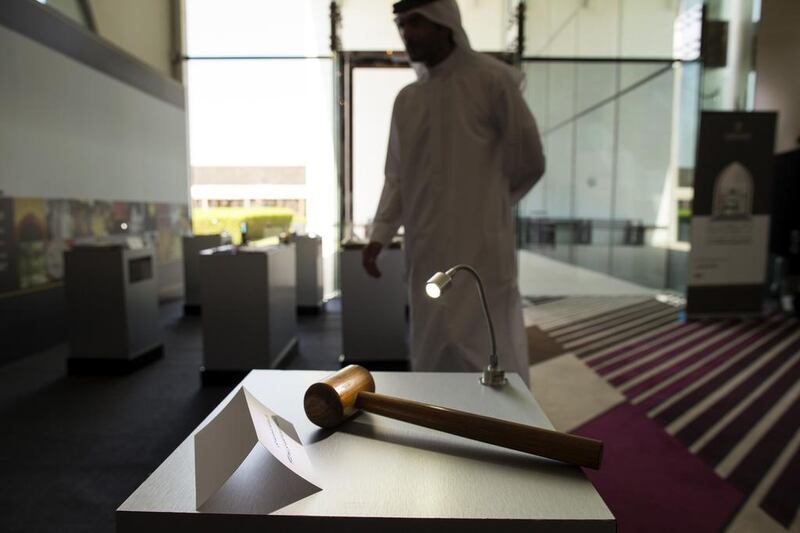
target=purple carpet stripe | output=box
[549,300,664,337]
[675,339,800,446]
[759,444,800,528]
[596,320,731,376]
[607,321,738,386]
[578,315,683,359]
[727,390,800,499]
[585,321,699,367]
[567,310,684,353]
[635,321,785,412]
[691,347,800,464]
[621,319,768,400]
[576,403,743,533]
[653,325,799,427]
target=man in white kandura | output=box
[362,0,545,385]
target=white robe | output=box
[369,5,545,385]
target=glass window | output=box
[524,0,679,58]
[351,67,417,236]
[339,0,511,52]
[186,0,331,57]
[187,59,338,294]
[518,59,682,290]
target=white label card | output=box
[243,388,320,487]
[194,387,320,510]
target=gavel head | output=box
[304,365,375,428]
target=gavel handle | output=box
[355,391,603,470]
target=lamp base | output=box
[480,365,508,387]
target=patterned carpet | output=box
[525,296,800,533]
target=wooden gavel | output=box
[304,365,603,469]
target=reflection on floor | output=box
[518,249,660,297]
[526,296,800,533]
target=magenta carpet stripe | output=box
[635,321,784,411]
[692,348,800,464]
[623,319,769,400]
[760,444,800,528]
[675,339,800,446]
[728,392,800,499]
[568,310,683,352]
[608,321,738,386]
[579,315,683,359]
[653,325,799,427]
[576,403,743,533]
[549,300,664,336]
[585,321,699,366]
[597,320,733,376]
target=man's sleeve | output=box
[496,72,546,204]
[368,95,403,246]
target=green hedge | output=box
[192,207,294,244]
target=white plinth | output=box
[117,371,614,532]
[340,246,407,365]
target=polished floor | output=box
[518,249,660,297]
[0,300,341,533]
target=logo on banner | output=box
[708,161,755,245]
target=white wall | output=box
[0,25,189,205]
[89,0,176,79]
[755,0,800,153]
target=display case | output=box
[339,241,407,370]
[199,242,297,384]
[64,244,163,374]
[291,234,324,312]
[182,234,230,315]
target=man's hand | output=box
[362,241,383,278]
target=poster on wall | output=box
[0,197,19,292]
[0,195,191,297]
[687,112,777,317]
[14,198,48,290]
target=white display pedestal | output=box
[117,370,615,532]
[339,242,407,370]
[293,234,324,312]
[199,243,297,385]
[64,245,163,374]
[182,234,229,315]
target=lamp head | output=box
[425,271,452,299]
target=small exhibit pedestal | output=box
[182,234,229,315]
[292,234,324,313]
[339,242,407,370]
[64,245,163,374]
[117,370,615,532]
[199,243,297,385]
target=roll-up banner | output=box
[687,112,777,317]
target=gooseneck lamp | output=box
[425,265,507,387]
